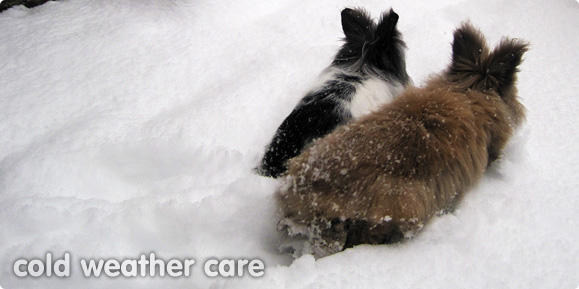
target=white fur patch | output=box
[348,77,404,118]
[307,67,342,94]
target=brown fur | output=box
[276,23,528,258]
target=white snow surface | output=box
[1,0,578,288]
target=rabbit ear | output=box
[341,8,375,43]
[450,22,488,74]
[447,22,529,95]
[375,8,399,45]
[366,8,409,83]
[485,38,529,96]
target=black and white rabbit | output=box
[257,8,411,178]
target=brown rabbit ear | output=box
[450,22,488,76]
[447,22,529,95]
[446,22,491,91]
[485,38,529,97]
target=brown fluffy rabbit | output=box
[276,23,529,258]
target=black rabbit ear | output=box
[375,8,399,42]
[341,8,375,43]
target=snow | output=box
[0,0,578,288]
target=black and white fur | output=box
[257,8,411,178]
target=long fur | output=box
[257,8,410,178]
[276,23,529,258]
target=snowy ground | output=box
[0,0,578,288]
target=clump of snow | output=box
[1,0,578,288]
